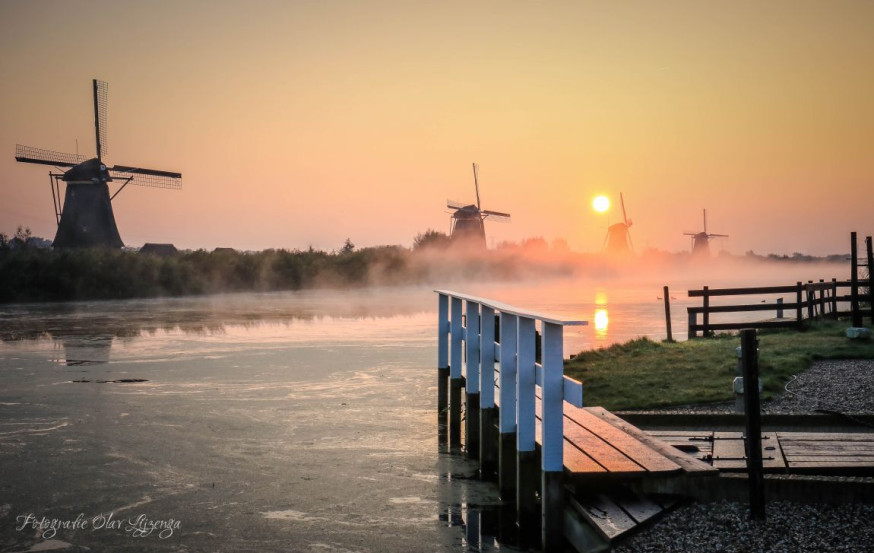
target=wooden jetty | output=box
[436,290,874,552]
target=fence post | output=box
[865,236,874,324]
[702,286,710,336]
[806,281,814,320]
[819,279,826,319]
[740,329,765,521]
[795,282,803,328]
[516,316,538,530]
[687,309,696,339]
[776,297,784,319]
[541,322,565,550]
[663,286,673,342]
[465,301,481,459]
[479,306,498,480]
[851,232,862,327]
[498,313,518,502]
[438,293,449,445]
[831,278,838,318]
[449,296,464,449]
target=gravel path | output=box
[610,359,874,553]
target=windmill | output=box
[446,163,510,248]
[603,192,633,254]
[683,209,728,256]
[14,79,181,248]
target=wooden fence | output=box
[686,280,855,338]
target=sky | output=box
[1,0,872,255]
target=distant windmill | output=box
[446,163,510,248]
[603,192,633,254]
[683,209,728,256]
[14,79,182,248]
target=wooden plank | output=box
[563,420,644,474]
[610,488,663,524]
[712,432,785,470]
[781,443,874,454]
[534,404,608,474]
[789,461,874,467]
[571,495,638,541]
[689,285,799,297]
[777,432,874,441]
[582,407,710,474]
[786,455,874,463]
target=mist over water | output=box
[0,256,852,551]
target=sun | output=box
[592,195,610,213]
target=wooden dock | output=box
[650,429,874,475]
[435,290,874,552]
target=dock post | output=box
[479,306,498,480]
[541,322,565,551]
[498,313,518,502]
[438,294,450,446]
[776,297,784,319]
[516,316,539,531]
[465,301,481,459]
[851,232,862,327]
[741,329,765,521]
[663,286,673,342]
[449,296,464,449]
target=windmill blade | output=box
[447,199,466,210]
[620,192,628,226]
[708,233,729,238]
[110,166,181,190]
[702,209,707,234]
[482,209,511,219]
[627,229,634,252]
[15,144,85,168]
[472,162,481,210]
[93,79,109,160]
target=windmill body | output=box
[14,80,181,249]
[446,163,510,249]
[603,192,633,254]
[684,209,728,257]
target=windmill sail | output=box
[15,144,85,168]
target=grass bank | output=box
[563,319,874,411]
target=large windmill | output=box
[446,163,510,248]
[14,79,182,248]
[684,209,728,256]
[603,192,633,254]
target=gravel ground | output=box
[613,500,874,553]
[610,359,874,553]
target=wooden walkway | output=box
[533,402,717,479]
[648,430,874,474]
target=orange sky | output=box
[1,0,872,255]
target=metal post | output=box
[741,329,765,521]
[663,286,673,342]
[498,313,518,501]
[465,301,481,459]
[541,322,565,551]
[449,297,463,449]
[851,232,862,327]
[516,316,538,528]
[479,306,498,480]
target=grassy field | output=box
[563,319,874,411]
